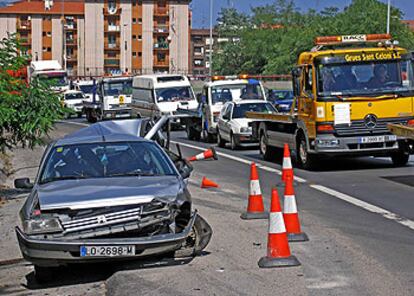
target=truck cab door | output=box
[297,65,316,138]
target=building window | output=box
[42,47,47,52]
[42,32,46,37]
[138,35,142,41]
[138,52,142,57]
[138,18,142,24]
[132,52,137,58]
[47,47,51,52]
[47,32,52,37]
[132,18,136,24]
[157,52,166,62]
[132,0,136,6]
[132,35,136,39]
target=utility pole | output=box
[209,0,213,77]
[386,0,391,34]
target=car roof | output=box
[232,99,270,105]
[55,119,150,146]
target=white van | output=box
[131,74,198,123]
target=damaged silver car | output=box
[14,118,212,282]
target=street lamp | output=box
[386,0,391,34]
[209,0,213,77]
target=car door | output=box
[221,103,233,140]
[217,103,229,137]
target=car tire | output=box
[230,132,238,150]
[34,265,54,283]
[217,130,226,148]
[174,215,212,258]
[260,132,276,161]
[296,134,317,170]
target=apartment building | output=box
[0,0,191,76]
[190,28,217,76]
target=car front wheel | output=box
[217,130,226,148]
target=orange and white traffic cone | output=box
[187,147,218,162]
[258,188,301,268]
[241,163,268,220]
[201,176,219,188]
[283,175,309,242]
[281,143,293,183]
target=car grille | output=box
[61,202,170,234]
[335,117,410,137]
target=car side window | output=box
[223,104,232,120]
[132,88,154,103]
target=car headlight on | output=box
[240,127,252,133]
[23,218,63,235]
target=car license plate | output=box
[358,135,397,144]
[80,245,135,257]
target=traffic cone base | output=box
[201,177,219,188]
[258,255,301,268]
[240,211,269,220]
[288,232,309,242]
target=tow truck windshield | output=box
[317,59,414,98]
[211,84,265,104]
[155,87,195,102]
[40,142,176,183]
[103,80,133,96]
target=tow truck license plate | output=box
[80,245,135,257]
[358,135,396,144]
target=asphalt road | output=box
[0,119,413,295]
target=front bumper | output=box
[311,134,401,156]
[234,133,258,147]
[16,212,197,267]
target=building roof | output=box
[0,0,84,15]
[191,28,218,37]
[402,20,414,31]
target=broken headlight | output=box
[23,218,63,235]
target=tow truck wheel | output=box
[391,144,410,166]
[217,130,226,148]
[297,135,317,170]
[260,133,275,161]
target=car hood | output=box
[37,176,182,211]
[231,118,253,127]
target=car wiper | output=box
[41,175,88,184]
[106,172,159,178]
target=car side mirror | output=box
[14,178,33,189]
[176,159,193,179]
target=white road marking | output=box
[172,140,307,183]
[311,184,414,231]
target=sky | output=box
[190,0,414,29]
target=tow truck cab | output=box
[184,75,267,142]
[250,34,414,169]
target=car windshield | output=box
[317,59,414,98]
[40,142,176,183]
[211,83,265,104]
[270,90,294,101]
[78,84,95,94]
[65,93,84,100]
[39,74,68,87]
[232,102,276,119]
[155,87,195,102]
[103,80,133,96]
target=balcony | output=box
[66,38,77,46]
[103,7,122,16]
[19,38,30,45]
[154,61,169,68]
[154,7,169,17]
[104,59,120,66]
[154,43,169,50]
[106,25,120,32]
[105,42,120,50]
[17,20,31,31]
[153,25,169,34]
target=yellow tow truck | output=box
[248,34,414,169]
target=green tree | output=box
[0,34,66,152]
[213,0,414,75]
